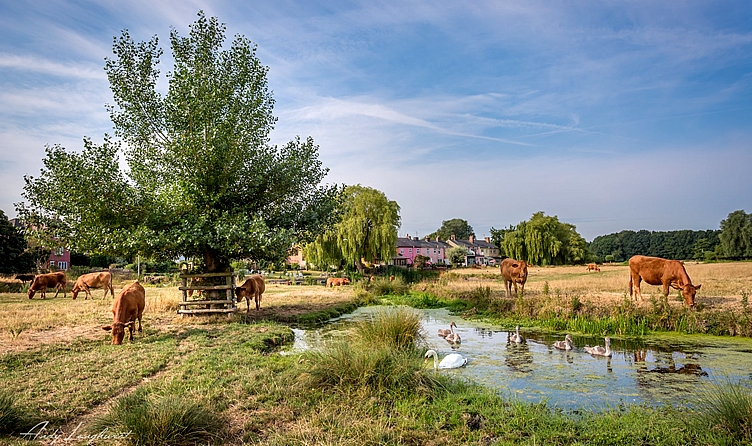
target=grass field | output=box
[1,263,751,444]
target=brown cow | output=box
[326,277,351,287]
[628,255,701,307]
[102,281,145,345]
[500,258,528,298]
[586,263,601,272]
[72,271,114,300]
[236,274,266,312]
[27,272,67,299]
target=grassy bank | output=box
[2,307,748,445]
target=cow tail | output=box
[628,274,633,297]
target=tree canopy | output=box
[304,185,400,273]
[496,212,590,265]
[719,210,752,259]
[428,218,474,241]
[18,12,338,271]
[589,228,721,262]
[0,210,36,274]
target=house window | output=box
[417,249,420,254]
[408,248,412,253]
[58,261,68,270]
[55,247,64,256]
[399,249,404,255]
[50,260,56,267]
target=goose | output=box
[508,325,524,344]
[585,337,612,357]
[553,334,574,351]
[438,322,457,338]
[424,349,467,369]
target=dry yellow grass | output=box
[429,262,752,310]
[0,281,357,353]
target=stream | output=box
[286,306,752,410]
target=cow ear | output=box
[695,284,701,290]
[124,321,134,327]
[102,326,112,331]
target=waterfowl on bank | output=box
[424,349,468,369]
[508,325,525,344]
[438,321,457,338]
[554,334,574,351]
[585,337,612,357]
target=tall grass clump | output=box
[0,391,27,436]
[302,308,440,397]
[352,307,424,350]
[91,391,223,446]
[697,378,752,440]
[370,276,410,296]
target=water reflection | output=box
[288,306,752,410]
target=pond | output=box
[287,306,752,410]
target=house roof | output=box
[397,237,451,249]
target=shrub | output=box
[90,392,223,446]
[351,307,424,351]
[371,276,410,296]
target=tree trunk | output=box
[355,257,364,275]
[203,248,230,273]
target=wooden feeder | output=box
[178,271,237,316]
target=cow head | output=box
[681,284,701,307]
[343,278,351,285]
[102,321,132,345]
[27,288,36,299]
[71,286,80,300]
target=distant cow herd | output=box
[13,254,702,345]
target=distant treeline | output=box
[589,229,721,262]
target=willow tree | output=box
[501,212,589,265]
[305,185,400,273]
[18,12,338,271]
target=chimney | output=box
[435,236,440,242]
[450,234,456,241]
[424,236,429,241]
[468,235,474,243]
[485,237,490,243]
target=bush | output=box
[351,307,424,350]
[90,392,223,446]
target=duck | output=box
[508,325,525,344]
[424,349,467,369]
[438,321,457,338]
[553,334,574,351]
[585,337,612,357]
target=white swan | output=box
[438,321,457,338]
[585,337,612,357]
[424,349,467,369]
[554,334,573,351]
[508,325,524,344]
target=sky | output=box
[1,1,751,242]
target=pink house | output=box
[395,235,451,266]
[48,247,71,271]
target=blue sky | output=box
[1,1,751,241]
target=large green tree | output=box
[719,210,752,259]
[18,12,338,272]
[304,185,400,273]
[428,218,474,241]
[0,210,35,274]
[500,212,590,265]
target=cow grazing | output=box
[27,272,67,299]
[586,263,601,272]
[500,258,529,298]
[14,273,35,285]
[629,255,701,307]
[236,274,266,312]
[72,271,114,300]
[102,281,145,345]
[326,277,350,287]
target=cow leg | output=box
[255,292,261,311]
[53,285,61,298]
[662,282,670,297]
[631,274,643,303]
[520,282,525,297]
